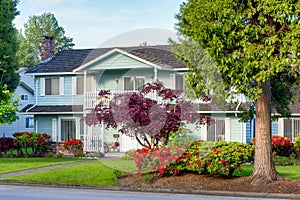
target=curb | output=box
[0,181,299,199]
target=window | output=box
[72,76,94,95]
[170,74,184,90]
[284,119,300,141]
[124,76,145,91]
[21,94,28,101]
[61,119,76,141]
[26,117,34,128]
[45,78,60,95]
[207,119,225,141]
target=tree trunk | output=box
[251,81,282,186]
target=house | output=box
[0,68,35,137]
[22,36,300,152]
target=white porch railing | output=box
[84,91,157,109]
[83,135,102,152]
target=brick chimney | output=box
[40,36,55,62]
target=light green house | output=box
[22,37,300,152]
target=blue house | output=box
[22,37,300,152]
[0,68,35,137]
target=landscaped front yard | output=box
[0,158,299,187]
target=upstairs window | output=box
[40,77,64,96]
[21,94,28,101]
[45,78,60,95]
[72,76,94,95]
[124,76,145,91]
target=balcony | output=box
[84,91,157,109]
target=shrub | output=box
[120,149,136,160]
[253,135,296,157]
[132,144,186,175]
[273,154,297,166]
[205,141,255,177]
[132,140,255,177]
[13,132,52,157]
[294,137,300,151]
[0,137,14,156]
[63,138,83,157]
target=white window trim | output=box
[123,76,145,91]
[52,118,57,141]
[72,77,77,95]
[40,78,45,96]
[59,77,64,95]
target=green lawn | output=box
[100,159,136,172]
[1,159,299,187]
[1,160,131,186]
[233,164,300,180]
[0,157,85,174]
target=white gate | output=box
[83,135,102,152]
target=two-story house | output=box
[22,36,300,152]
[0,68,35,137]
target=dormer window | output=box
[21,94,28,101]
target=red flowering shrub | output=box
[132,144,186,176]
[132,140,254,177]
[63,138,83,157]
[253,135,295,157]
[13,132,52,157]
[205,141,254,177]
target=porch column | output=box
[84,70,87,94]
[154,68,158,81]
[83,113,87,151]
[83,70,87,109]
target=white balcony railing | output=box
[84,91,157,109]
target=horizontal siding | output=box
[272,120,278,135]
[36,116,53,135]
[230,118,242,142]
[36,76,84,106]
[88,52,152,70]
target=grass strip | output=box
[1,161,119,186]
[0,158,85,174]
[99,159,136,172]
[233,164,300,180]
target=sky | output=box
[14,0,185,49]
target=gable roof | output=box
[19,81,34,95]
[27,45,186,74]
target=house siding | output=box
[36,116,53,135]
[0,69,34,137]
[87,52,153,70]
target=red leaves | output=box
[82,82,212,149]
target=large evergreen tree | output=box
[175,0,300,185]
[18,12,74,68]
[0,0,20,92]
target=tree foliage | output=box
[175,0,300,185]
[18,12,75,68]
[0,0,20,92]
[0,85,18,125]
[82,82,211,148]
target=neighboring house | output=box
[0,68,35,137]
[22,36,300,152]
